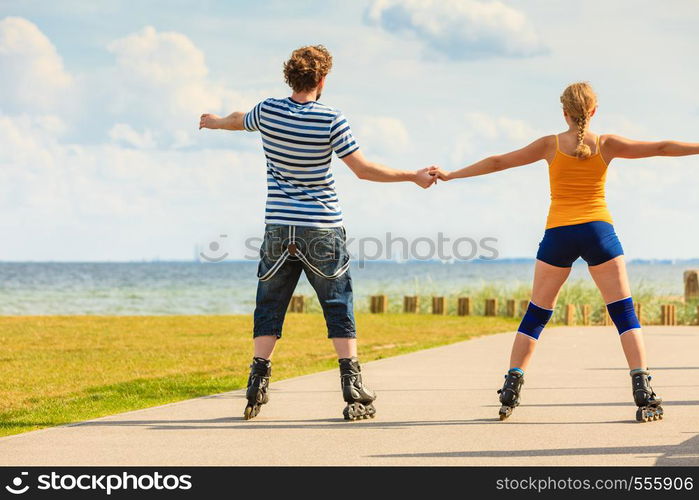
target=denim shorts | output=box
[253,224,356,339]
[536,221,624,268]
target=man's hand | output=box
[199,113,222,130]
[428,166,451,181]
[414,167,437,189]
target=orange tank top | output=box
[545,134,613,229]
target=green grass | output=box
[0,314,517,437]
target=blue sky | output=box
[1,0,698,261]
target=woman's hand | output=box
[428,166,451,181]
[414,167,437,189]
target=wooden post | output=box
[519,300,529,316]
[432,296,446,315]
[671,304,677,325]
[403,296,419,313]
[565,304,576,326]
[670,304,677,326]
[485,298,498,317]
[506,299,516,317]
[661,304,677,326]
[457,297,471,316]
[684,270,699,302]
[601,306,613,326]
[289,295,305,313]
[661,304,667,325]
[635,302,643,325]
[582,304,591,326]
[370,295,388,314]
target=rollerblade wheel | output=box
[344,403,370,421]
[244,404,259,420]
[638,408,653,422]
[366,404,377,418]
[499,405,513,421]
[635,408,643,422]
[343,405,354,421]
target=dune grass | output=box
[0,313,517,437]
[337,280,698,325]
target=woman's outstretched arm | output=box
[431,136,553,181]
[603,135,699,161]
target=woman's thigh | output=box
[588,255,631,303]
[531,259,572,309]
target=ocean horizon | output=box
[1,259,697,316]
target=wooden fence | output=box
[286,294,697,325]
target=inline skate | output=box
[339,358,376,421]
[497,368,524,420]
[244,357,272,420]
[632,369,663,422]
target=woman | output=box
[430,82,699,422]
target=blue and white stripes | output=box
[244,97,359,227]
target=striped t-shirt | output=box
[244,97,359,227]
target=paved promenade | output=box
[1,326,697,466]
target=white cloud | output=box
[109,123,157,149]
[451,112,542,163]
[0,18,259,148]
[356,116,410,155]
[0,17,73,113]
[2,10,698,262]
[0,20,272,260]
[107,26,208,84]
[365,0,547,60]
[101,26,262,149]
[0,111,268,260]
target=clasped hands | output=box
[414,166,451,189]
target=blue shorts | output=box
[536,221,624,268]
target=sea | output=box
[0,259,696,315]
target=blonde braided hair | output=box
[560,82,597,159]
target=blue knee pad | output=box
[607,297,641,335]
[517,302,553,340]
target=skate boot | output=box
[339,358,376,421]
[631,369,663,422]
[497,368,524,420]
[244,357,271,420]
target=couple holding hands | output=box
[200,45,699,422]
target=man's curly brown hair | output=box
[283,45,333,93]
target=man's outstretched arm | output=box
[199,112,245,131]
[341,150,436,189]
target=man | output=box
[199,45,435,421]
